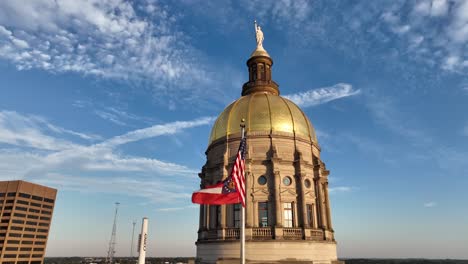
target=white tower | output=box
[137,217,149,264]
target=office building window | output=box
[44,198,54,203]
[31,196,42,201]
[17,200,28,205]
[19,193,30,199]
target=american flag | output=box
[231,137,246,207]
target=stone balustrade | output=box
[200,227,330,241]
[310,229,324,241]
[282,228,303,239]
[252,227,273,239]
[225,228,240,239]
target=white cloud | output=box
[34,173,193,204]
[463,124,468,136]
[424,201,437,208]
[0,110,101,150]
[284,83,360,107]
[0,111,79,150]
[329,186,354,193]
[0,25,11,37]
[0,0,211,105]
[431,0,449,17]
[10,37,29,49]
[157,205,198,212]
[99,117,214,148]
[366,97,433,145]
[442,55,461,71]
[244,0,311,26]
[412,0,448,17]
[94,110,127,126]
[92,106,156,126]
[0,110,213,204]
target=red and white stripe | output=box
[232,146,246,207]
[191,183,239,205]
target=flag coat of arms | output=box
[192,137,246,207]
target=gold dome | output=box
[209,93,317,144]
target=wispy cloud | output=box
[157,205,198,212]
[240,1,468,75]
[462,124,468,136]
[0,0,210,105]
[243,0,311,27]
[94,110,127,126]
[424,201,437,208]
[0,110,213,203]
[379,1,468,73]
[366,96,432,145]
[0,110,98,150]
[35,173,192,204]
[329,186,355,194]
[284,83,360,107]
[99,117,214,148]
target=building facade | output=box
[196,33,342,264]
[0,180,57,264]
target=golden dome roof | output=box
[209,28,316,145]
[209,92,317,144]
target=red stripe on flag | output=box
[192,191,240,205]
[232,141,246,207]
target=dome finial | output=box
[251,20,270,58]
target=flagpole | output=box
[240,119,246,264]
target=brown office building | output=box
[0,180,57,264]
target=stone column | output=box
[313,203,318,229]
[293,201,299,227]
[206,205,211,230]
[246,171,254,228]
[274,170,281,227]
[253,201,259,227]
[273,169,283,239]
[324,182,333,230]
[220,205,226,228]
[299,174,308,228]
[199,205,204,231]
[319,180,328,229]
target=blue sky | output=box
[0,0,467,259]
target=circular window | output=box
[282,176,292,186]
[304,179,311,188]
[258,176,267,185]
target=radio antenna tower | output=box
[106,202,120,264]
[130,220,136,258]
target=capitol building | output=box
[195,26,343,264]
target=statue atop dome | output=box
[251,20,270,58]
[254,20,264,49]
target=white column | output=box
[138,217,148,264]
